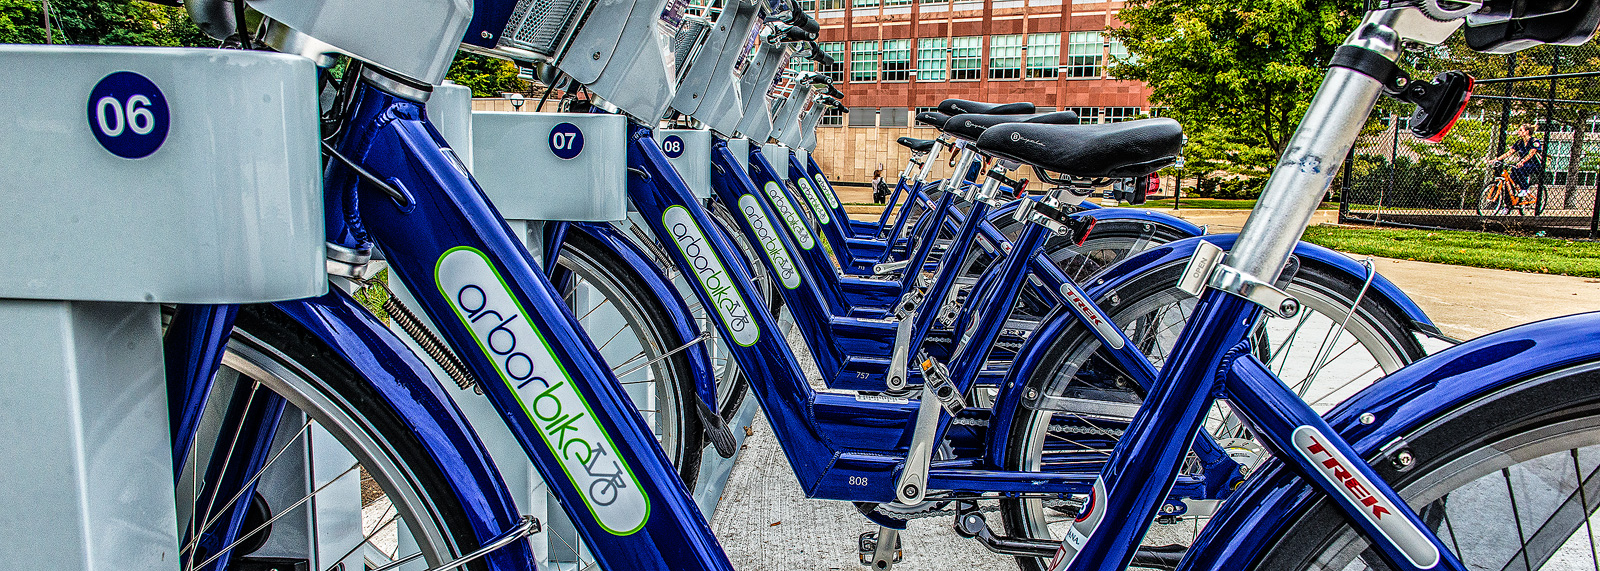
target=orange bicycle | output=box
[1478,160,1539,216]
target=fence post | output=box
[1341,146,1353,222]
[1496,53,1517,161]
[1539,46,1559,217]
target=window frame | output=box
[1065,31,1104,79]
[988,34,1024,80]
[882,39,911,82]
[950,35,983,81]
[1025,32,1060,79]
[915,37,948,81]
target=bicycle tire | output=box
[556,229,704,488]
[1253,360,1600,571]
[1477,183,1503,217]
[180,304,511,571]
[997,256,1427,570]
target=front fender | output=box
[567,223,733,443]
[1180,311,1600,571]
[272,292,536,570]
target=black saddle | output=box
[916,111,953,130]
[976,118,1183,178]
[938,99,1034,116]
[897,137,936,152]
[942,110,1080,141]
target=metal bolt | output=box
[1279,299,1299,318]
[902,484,919,498]
[481,31,493,39]
[1026,389,1038,400]
[1109,293,1120,305]
[1359,412,1376,425]
[1161,504,1176,513]
[592,51,602,60]
[1394,449,1415,469]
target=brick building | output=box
[786,0,1157,183]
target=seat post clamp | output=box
[1330,44,1411,96]
[1176,240,1300,318]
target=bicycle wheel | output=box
[555,228,704,487]
[1477,183,1504,216]
[176,304,518,571]
[998,257,1427,570]
[1254,361,1600,571]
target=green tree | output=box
[1111,0,1363,154]
[1,0,211,47]
[445,52,530,97]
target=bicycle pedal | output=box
[858,529,904,568]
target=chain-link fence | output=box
[1339,39,1600,238]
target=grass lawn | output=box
[1302,225,1600,278]
[1133,198,1337,210]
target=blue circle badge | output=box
[549,122,585,160]
[87,71,170,159]
[661,135,686,159]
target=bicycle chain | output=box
[869,497,1081,521]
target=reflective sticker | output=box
[663,206,760,346]
[762,181,815,250]
[1293,426,1440,569]
[814,173,841,209]
[795,176,832,224]
[1059,283,1124,350]
[436,247,649,535]
[738,194,802,289]
[1052,479,1107,570]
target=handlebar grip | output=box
[812,42,836,66]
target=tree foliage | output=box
[445,52,530,97]
[1110,0,1364,156]
[1,0,211,47]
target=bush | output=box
[1194,176,1265,199]
[1345,154,1477,210]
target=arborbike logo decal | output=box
[814,173,841,209]
[796,176,832,225]
[738,194,802,290]
[762,181,816,250]
[663,206,761,346]
[1293,426,1440,569]
[435,247,649,535]
[1059,283,1124,350]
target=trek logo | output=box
[1293,426,1440,569]
[814,174,841,209]
[738,194,802,290]
[1059,283,1124,350]
[435,247,649,535]
[663,206,761,346]
[795,177,832,224]
[762,181,816,250]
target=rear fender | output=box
[1179,311,1600,571]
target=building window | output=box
[848,107,878,126]
[921,0,949,4]
[988,34,1023,79]
[820,42,846,82]
[1026,33,1059,79]
[853,0,879,8]
[851,40,879,82]
[1104,107,1141,123]
[1066,31,1103,78]
[916,38,948,81]
[1149,107,1171,117]
[882,39,911,81]
[1106,36,1135,76]
[885,0,912,6]
[950,36,982,80]
[822,107,844,126]
[880,107,909,127]
[790,56,816,73]
[820,0,846,7]
[1066,106,1101,124]
[797,0,817,10]
[915,106,940,127]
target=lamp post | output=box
[509,93,525,111]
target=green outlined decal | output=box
[435,247,649,535]
[795,176,832,225]
[762,181,816,250]
[814,173,841,209]
[662,206,761,346]
[738,194,802,289]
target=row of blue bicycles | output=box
[4,0,1600,569]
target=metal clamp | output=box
[1176,240,1300,319]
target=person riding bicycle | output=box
[1490,123,1543,199]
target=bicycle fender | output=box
[568,222,737,457]
[983,203,1205,239]
[272,292,538,571]
[1177,311,1600,571]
